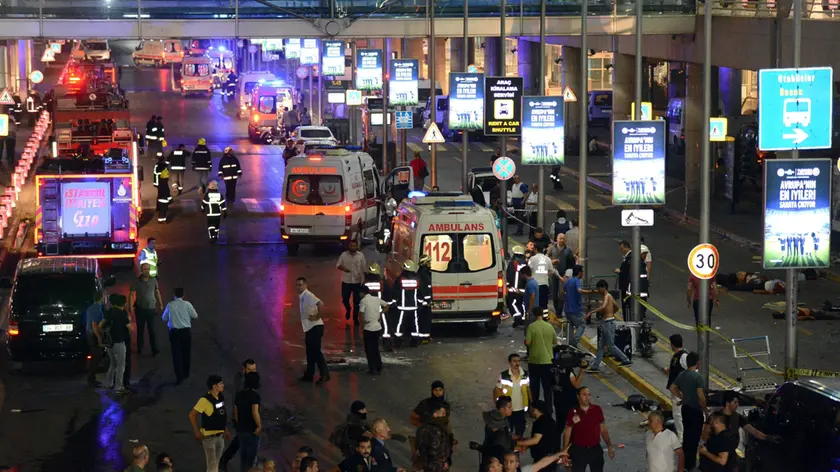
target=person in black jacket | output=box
[155,157,172,224]
[370,418,407,472]
[201,181,227,242]
[338,437,375,472]
[192,138,213,195]
[167,144,190,194]
[415,255,433,345]
[145,115,159,157]
[482,408,515,463]
[217,146,242,204]
[616,239,648,319]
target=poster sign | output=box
[763,158,832,268]
[612,120,666,205]
[448,72,484,131]
[61,182,111,236]
[355,49,383,91]
[521,96,564,165]
[299,39,319,66]
[346,89,363,106]
[321,40,345,76]
[389,59,419,106]
[285,38,301,59]
[483,76,523,136]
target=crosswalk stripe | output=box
[406,142,423,153]
[450,141,463,151]
[587,199,607,210]
[476,142,493,152]
[545,195,575,212]
[241,198,263,212]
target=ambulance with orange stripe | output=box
[279,147,382,255]
[384,193,506,332]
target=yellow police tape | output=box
[633,296,840,380]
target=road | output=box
[0,56,654,471]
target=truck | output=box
[52,92,132,158]
[34,147,142,260]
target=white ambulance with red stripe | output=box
[384,193,506,332]
[280,147,381,255]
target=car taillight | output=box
[130,229,137,241]
[252,114,260,123]
[345,205,352,227]
[8,321,19,336]
[497,271,505,300]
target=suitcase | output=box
[596,324,633,361]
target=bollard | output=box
[4,188,14,208]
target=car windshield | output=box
[86,42,107,51]
[184,63,210,77]
[593,93,612,107]
[285,175,343,205]
[13,273,94,316]
[299,129,333,139]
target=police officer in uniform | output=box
[415,254,433,345]
[155,155,172,224]
[201,181,227,243]
[391,260,421,348]
[551,348,585,435]
[192,138,213,195]
[168,144,190,194]
[506,245,528,326]
[217,146,243,204]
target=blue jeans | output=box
[565,312,586,347]
[239,431,260,471]
[591,319,630,368]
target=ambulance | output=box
[383,193,506,332]
[247,81,294,142]
[237,71,275,119]
[180,55,214,98]
[279,147,382,255]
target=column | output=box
[612,53,634,121]
[562,46,581,142]
[0,43,8,90]
[406,39,425,77]
[517,39,542,95]
[668,62,686,99]
[483,37,501,77]
[718,66,742,116]
[18,40,30,96]
[450,38,476,73]
[434,38,447,94]
[685,62,703,203]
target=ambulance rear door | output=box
[421,215,500,318]
[283,163,346,237]
[382,166,414,203]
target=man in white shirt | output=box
[359,285,390,375]
[645,410,684,472]
[296,277,329,385]
[528,248,559,313]
[337,239,367,325]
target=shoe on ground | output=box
[585,367,601,373]
[316,375,331,385]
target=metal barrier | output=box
[707,0,840,19]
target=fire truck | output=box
[60,62,119,93]
[52,91,132,159]
[34,144,142,260]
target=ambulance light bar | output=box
[433,199,475,208]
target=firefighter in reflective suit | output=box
[201,181,227,242]
[365,263,393,347]
[155,156,172,224]
[506,245,528,326]
[414,254,433,345]
[391,260,423,347]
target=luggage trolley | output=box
[584,274,654,359]
[730,335,779,393]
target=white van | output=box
[83,40,111,62]
[384,193,505,332]
[280,148,382,255]
[666,98,686,153]
[133,40,184,67]
[180,56,213,97]
[237,71,276,119]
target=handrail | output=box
[707,0,840,19]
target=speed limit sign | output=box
[687,243,720,280]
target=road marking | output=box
[407,142,423,153]
[451,155,462,162]
[660,258,687,274]
[588,223,598,230]
[435,143,448,152]
[726,292,744,302]
[450,141,463,151]
[545,195,575,212]
[241,198,263,212]
[476,142,493,152]
[800,327,813,336]
[588,198,607,210]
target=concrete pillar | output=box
[450,38,476,73]
[18,40,30,96]
[668,62,686,99]
[612,53,634,121]
[483,37,501,77]
[517,39,542,95]
[562,46,581,142]
[0,43,8,90]
[434,38,447,94]
[685,62,703,203]
[405,39,425,78]
[719,66,742,116]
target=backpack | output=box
[329,421,355,457]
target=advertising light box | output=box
[763,158,832,269]
[299,39,319,66]
[389,59,419,106]
[61,181,112,236]
[327,92,345,104]
[285,38,300,59]
[521,96,564,165]
[356,49,383,92]
[612,120,666,205]
[483,76,523,136]
[321,40,345,76]
[449,72,484,131]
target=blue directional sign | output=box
[758,67,834,151]
[492,156,516,181]
[395,111,413,130]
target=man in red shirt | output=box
[686,273,720,327]
[562,386,616,472]
[409,152,428,190]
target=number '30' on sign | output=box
[687,243,720,280]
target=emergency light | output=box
[433,199,475,208]
[407,191,426,199]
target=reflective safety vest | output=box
[392,275,420,311]
[498,368,530,410]
[201,190,227,217]
[26,96,36,113]
[140,247,158,277]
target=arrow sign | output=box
[562,86,577,102]
[423,122,445,144]
[0,88,14,106]
[782,127,809,145]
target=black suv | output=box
[745,379,840,471]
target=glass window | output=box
[462,234,494,271]
[363,170,376,199]
[285,175,343,205]
[12,274,95,317]
[244,82,259,95]
[437,98,449,111]
[86,42,107,51]
[593,93,612,107]
[184,63,210,77]
[299,129,333,139]
[422,235,454,272]
[258,96,276,114]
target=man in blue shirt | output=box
[522,266,540,322]
[564,265,594,347]
[85,292,106,386]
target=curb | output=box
[579,334,673,410]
